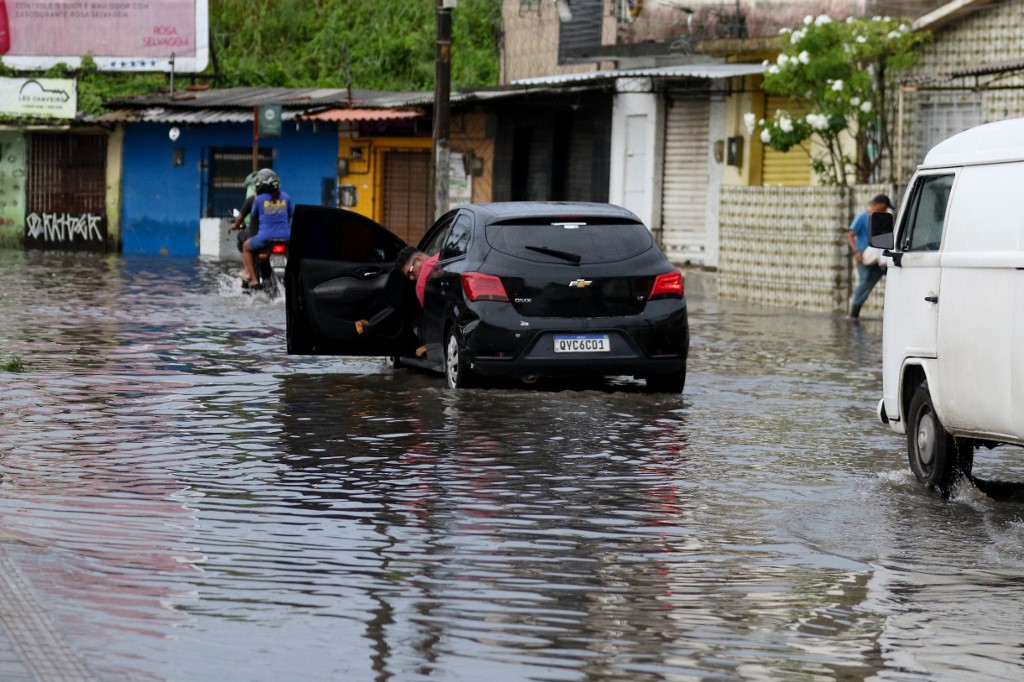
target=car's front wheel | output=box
[906,381,973,494]
[445,328,475,389]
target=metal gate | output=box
[660,97,711,266]
[382,150,431,245]
[25,133,108,251]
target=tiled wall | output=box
[717,185,890,316]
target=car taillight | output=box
[461,273,509,302]
[270,243,287,254]
[649,271,683,299]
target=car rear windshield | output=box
[485,219,653,264]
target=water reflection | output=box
[1,252,1023,681]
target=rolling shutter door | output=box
[661,97,710,266]
[382,150,431,245]
[761,95,811,186]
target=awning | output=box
[298,108,424,122]
[512,62,766,86]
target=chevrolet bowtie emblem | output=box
[569,279,593,288]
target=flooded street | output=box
[2,249,1024,681]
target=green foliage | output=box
[210,0,500,91]
[748,14,929,185]
[3,357,24,373]
[0,0,500,118]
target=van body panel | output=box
[881,120,1024,464]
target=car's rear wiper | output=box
[524,245,582,264]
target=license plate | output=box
[553,334,610,353]
[270,254,288,269]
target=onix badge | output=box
[568,279,593,288]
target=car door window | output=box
[901,174,954,252]
[440,214,472,260]
[420,214,455,257]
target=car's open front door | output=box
[285,205,417,356]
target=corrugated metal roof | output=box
[299,108,424,122]
[511,62,766,86]
[105,86,425,110]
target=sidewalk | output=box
[0,546,99,682]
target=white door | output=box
[933,163,1020,439]
[882,172,954,426]
[622,114,649,219]
[660,98,710,266]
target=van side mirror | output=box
[869,211,895,250]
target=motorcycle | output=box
[245,238,289,296]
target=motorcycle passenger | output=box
[240,170,293,289]
[230,170,260,251]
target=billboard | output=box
[1,0,208,72]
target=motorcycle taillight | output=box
[270,243,287,255]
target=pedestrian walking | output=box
[846,193,892,319]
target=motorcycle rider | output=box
[239,169,293,289]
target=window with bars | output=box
[204,148,273,218]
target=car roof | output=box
[922,117,1024,168]
[458,202,643,224]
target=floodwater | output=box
[1,250,1024,682]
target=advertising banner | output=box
[1,0,208,72]
[0,77,77,118]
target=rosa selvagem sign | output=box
[0,0,208,72]
[0,77,77,118]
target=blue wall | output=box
[121,122,338,256]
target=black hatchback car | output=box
[285,202,689,391]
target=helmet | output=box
[254,168,280,194]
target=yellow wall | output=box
[337,135,432,222]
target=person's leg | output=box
[850,264,883,316]
[241,239,259,285]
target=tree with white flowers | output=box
[746,14,928,186]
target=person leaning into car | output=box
[355,246,438,356]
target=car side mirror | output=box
[869,211,894,250]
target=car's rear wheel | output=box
[645,369,686,393]
[445,328,475,389]
[907,381,972,494]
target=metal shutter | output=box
[660,97,710,266]
[382,150,431,246]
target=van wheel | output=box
[445,329,475,389]
[907,382,973,494]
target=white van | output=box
[870,118,1024,493]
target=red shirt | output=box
[415,253,440,306]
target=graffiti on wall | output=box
[24,212,108,250]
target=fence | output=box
[715,185,891,317]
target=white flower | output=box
[759,118,765,126]
[888,30,901,40]
[768,65,780,75]
[779,27,791,35]
[760,129,772,144]
[790,29,804,45]
[780,116,794,133]
[857,35,867,43]
[814,14,832,26]
[803,15,813,25]
[798,50,810,65]
[899,24,909,31]
[850,96,861,106]
[806,113,830,131]
[861,101,873,113]
[832,80,844,91]
[743,112,757,133]
[762,59,770,67]
[777,53,790,66]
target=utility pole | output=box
[431,0,454,220]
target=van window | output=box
[901,174,954,252]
